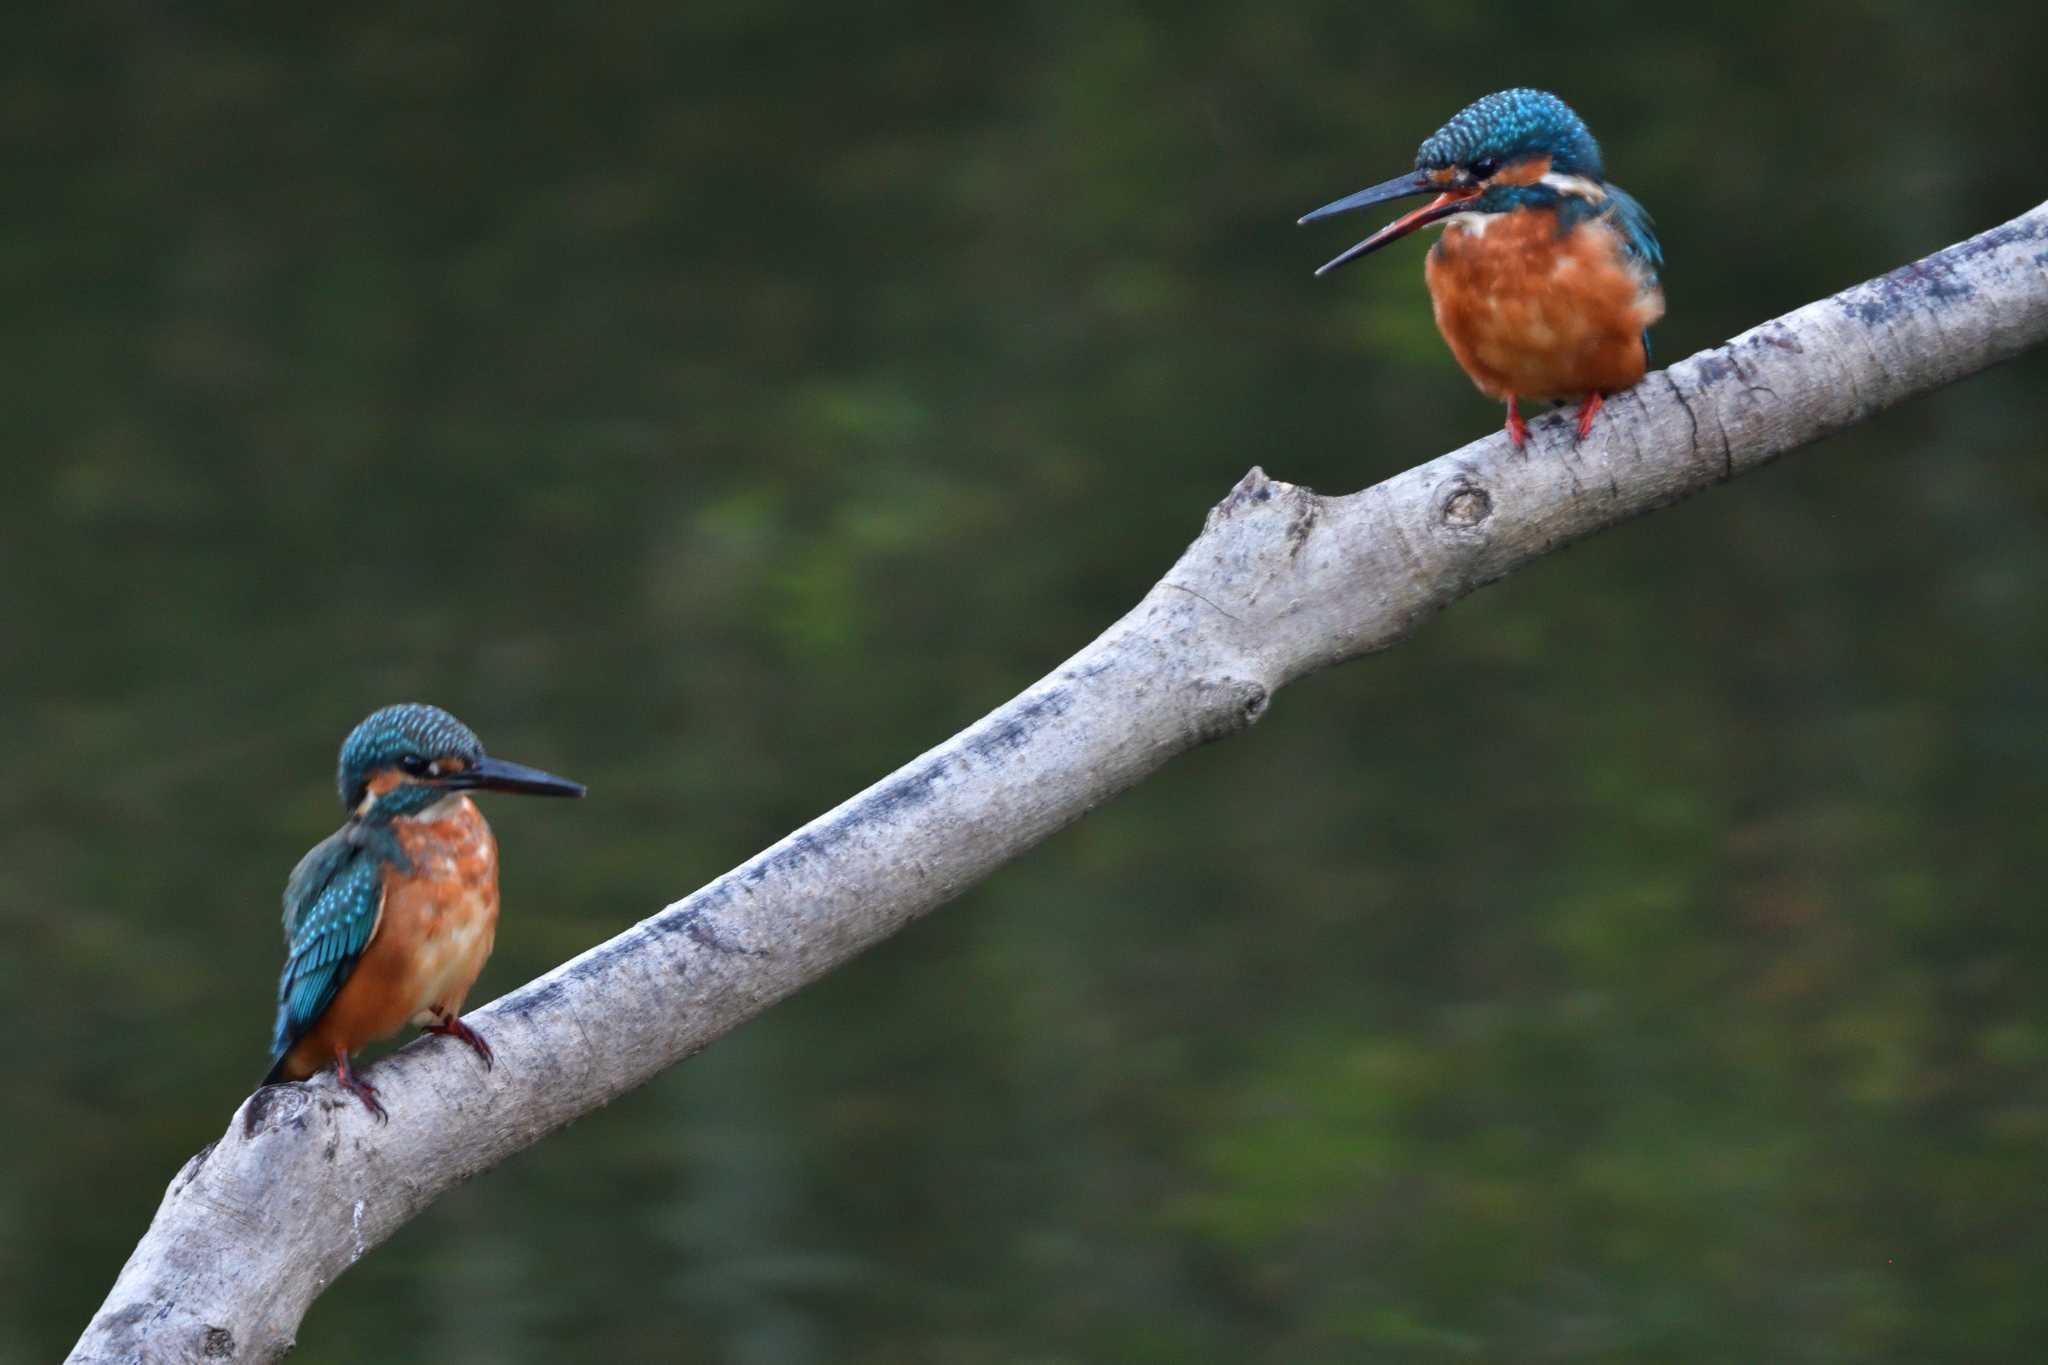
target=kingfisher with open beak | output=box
[259,703,584,1120]
[1301,88,1663,449]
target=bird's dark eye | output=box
[397,754,430,776]
[1469,158,1501,180]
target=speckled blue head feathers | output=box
[1417,89,1601,180]
[336,703,483,809]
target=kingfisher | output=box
[259,703,584,1120]
[1300,88,1663,450]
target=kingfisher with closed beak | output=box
[259,703,584,1120]
[1300,88,1663,449]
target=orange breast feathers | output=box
[278,797,501,1077]
[1423,208,1665,403]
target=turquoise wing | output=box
[265,827,389,1076]
[1601,182,1662,361]
[1602,183,1662,277]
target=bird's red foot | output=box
[334,1047,388,1123]
[1574,391,1606,442]
[425,1012,495,1069]
[1505,396,1528,451]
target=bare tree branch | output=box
[72,200,2048,1363]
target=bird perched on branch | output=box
[260,703,584,1119]
[1301,88,1663,450]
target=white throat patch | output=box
[414,792,470,822]
[1539,172,1605,202]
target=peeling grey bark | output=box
[71,200,2048,1363]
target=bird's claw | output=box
[333,1051,388,1123]
[425,1014,495,1070]
[1573,391,1606,443]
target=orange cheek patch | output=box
[1495,154,1552,187]
[364,770,407,798]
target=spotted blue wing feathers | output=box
[263,823,404,1081]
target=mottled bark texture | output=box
[73,201,2048,1362]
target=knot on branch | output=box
[1433,474,1494,531]
[1190,675,1270,743]
[240,1082,314,1139]
[1215,465,1276,518]
[1206,465,1318,537]
[1199,466,1324,574]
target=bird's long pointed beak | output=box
[1298,169,1476,276]
[446,755,586,798]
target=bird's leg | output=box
[1574,391,1606,441]
[333,1046,388,1123]
[425,1009,495,1070]
[1505,395,1528,451]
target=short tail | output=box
[261,998,301,1088]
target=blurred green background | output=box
[8,4,2048,1361]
